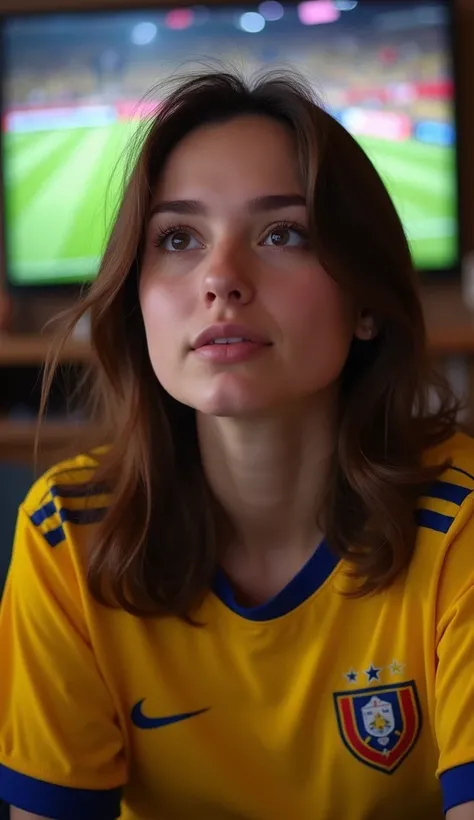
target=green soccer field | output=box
[3,124,458,285]
[359,134,457,271]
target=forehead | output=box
[154,115,305,203]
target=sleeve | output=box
[435,502,474,815]
[0,504,126,820]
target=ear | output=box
[354,309,377,341]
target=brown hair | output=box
[42,68,458,617]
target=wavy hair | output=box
[41,69,458,617]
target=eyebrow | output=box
[149,194,306,218]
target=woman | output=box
[0,69,473,820]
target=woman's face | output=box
[139,114,363,417]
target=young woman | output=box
[0,69,473,820]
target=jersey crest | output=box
[333,680,422,774]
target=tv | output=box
[0,0,459,288]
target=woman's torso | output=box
[88,510,449,819]
[16,433,474,820]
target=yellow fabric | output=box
[1,434,474,819]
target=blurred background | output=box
[0,0,474,589]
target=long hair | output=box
[41,69,458,617]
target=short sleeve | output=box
[435,503,474,814]
[0,504,126,820]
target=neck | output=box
[197,391,337,558]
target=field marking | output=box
[403,216,456,241]
[4,130,77,185]
[60,125,130,260]
[367,152,454,200]
[9,255,100,284]
[10,128,115,269]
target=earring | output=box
[356,313,376,341]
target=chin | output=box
[194,395,267,418]
[190,383,275,418]
[168,372,282,418]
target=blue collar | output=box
[212,539,339,621]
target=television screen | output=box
[1,0,458,286]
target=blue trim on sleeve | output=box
[440,762,474,813]
[51,482,109,498]
[43,524,67,547]
[0,764,122,820]
[30,500,57,526]
[425,480,472,506]
[29,502,107,548]
[450,465,474,483]
[212,538,339,621]
[62,507,107,525]
[31,501,106,529]
[415,508,454,534]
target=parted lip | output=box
[191,323,271,350]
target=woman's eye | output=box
[161,231,202,252]
[262,226,307,248]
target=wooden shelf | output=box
[0,419,96,444]
[0,333,93,365]
[428,326,474,353]
[423,284,474,354]
[0,418,104,464]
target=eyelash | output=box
[152,223,193,250]
[152,221,309,252]
[266,221,309,249]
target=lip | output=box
[191,323,271,350]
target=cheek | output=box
[267,267,354,393]
[138,274,197,389]
[273,268,353,349]
[139,274,193,340]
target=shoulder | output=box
[20,448,110,550]
[414,432,474,611]
[6,450,111,627]
[419,431,474,537]
[424,430,474,485]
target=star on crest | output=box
[389,660,404,676]
[345,670,358,684]
[365,664,381,682]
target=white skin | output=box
[11,116,474,820]
[139,113,374,605]
[140,116,373,603]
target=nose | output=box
[201,244,255,308]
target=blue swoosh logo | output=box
[131,699,210,729]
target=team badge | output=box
[333,680,422,773]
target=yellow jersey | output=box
[1,432,474,819]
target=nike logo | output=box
[130,699,210,730]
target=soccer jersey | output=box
[1,433,474,819]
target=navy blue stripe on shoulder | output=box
[38,466,101,505]
[423,479,472,506]
[32,489,108,526]
[50,482,109,499]
[448,464,474,483]
[29,494,107,548]
[416,509,454,534]
[62,507,107,525]
[31,503,106,528]
[0,764,122,820]
[43,524,67,547]
[30,500,57,527]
